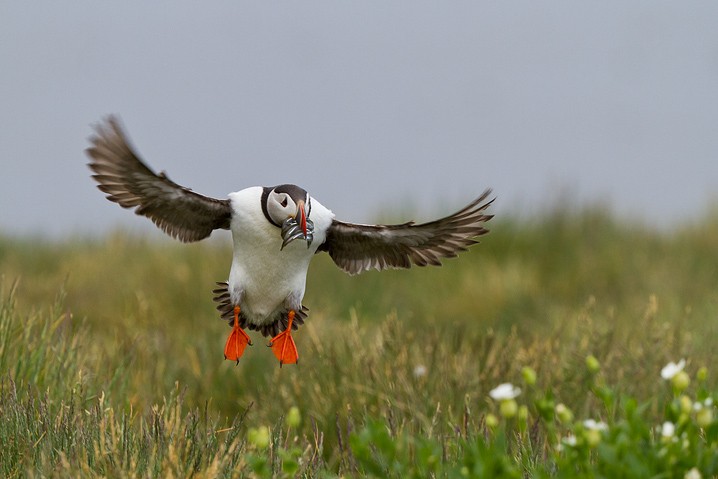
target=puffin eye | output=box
[280,197,288,208]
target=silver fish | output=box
[280,217,314,250]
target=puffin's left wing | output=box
[317,190,494,275]
[86,116,232,242]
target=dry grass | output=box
[1,205,717,476]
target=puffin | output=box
[86,116,494,366]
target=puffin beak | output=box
[296,200,308,238]
[280,200,314,250]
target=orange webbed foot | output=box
[224,306,252,364]
[269,310,299,367]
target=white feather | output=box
[227,187,334,326]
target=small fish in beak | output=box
[280,201,314,250]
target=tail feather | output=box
[211,281,309,337]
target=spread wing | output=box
[86,116,232,242]
[317,190,494,275]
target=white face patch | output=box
[267,191,297,225]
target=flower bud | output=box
[697,367,708,383]
[286,406,301,428]
[521,367,537,386]
[585,429,602,447]
[485,413,499,429]
[518,405,529,422]
[586,355,600,374]
[696,407,714,428]
[248,426,270,449]
[679,395,693,415]
[499,399,518,418]
[555,403,574,423]
[672,371,690,392]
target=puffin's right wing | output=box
[86,116,232,242]
[317,190,494,275]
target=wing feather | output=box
[318,190,494,275]
[86,116,232,242]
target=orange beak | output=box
[296,200,308,238]
[280,200,313,250]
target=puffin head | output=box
[263,184,314,250]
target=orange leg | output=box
[224,306,252,364]
[269,310,299,367]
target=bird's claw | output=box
[224,327,251,362]
[224,306,252,363]
[269,330,299,366]
[268,309,299,366]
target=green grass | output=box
[1,204,718,477]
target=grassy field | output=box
[1,205,718,477]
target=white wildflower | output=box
[684,467,702,479]
[582,419,608,447]
[413,365,427,378]
[583,419,608,431]
[562,435,577,447]
[661,359,686,380]
[489,383,521,400]
[694,397,714,411]
[661,421,675,439]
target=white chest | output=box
[226,187,333,325]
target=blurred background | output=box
[3,4,718,474]
[2,1,718,237]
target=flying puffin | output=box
[86,116,494,366]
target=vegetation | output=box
[1,204,718,477]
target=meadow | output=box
[1,204,718,477]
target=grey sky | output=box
[2,2,717,237]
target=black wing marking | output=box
[86,116,232,242]
[317,190,494,275]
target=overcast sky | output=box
[2,2,717,237]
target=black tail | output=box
[212,281,309,337]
